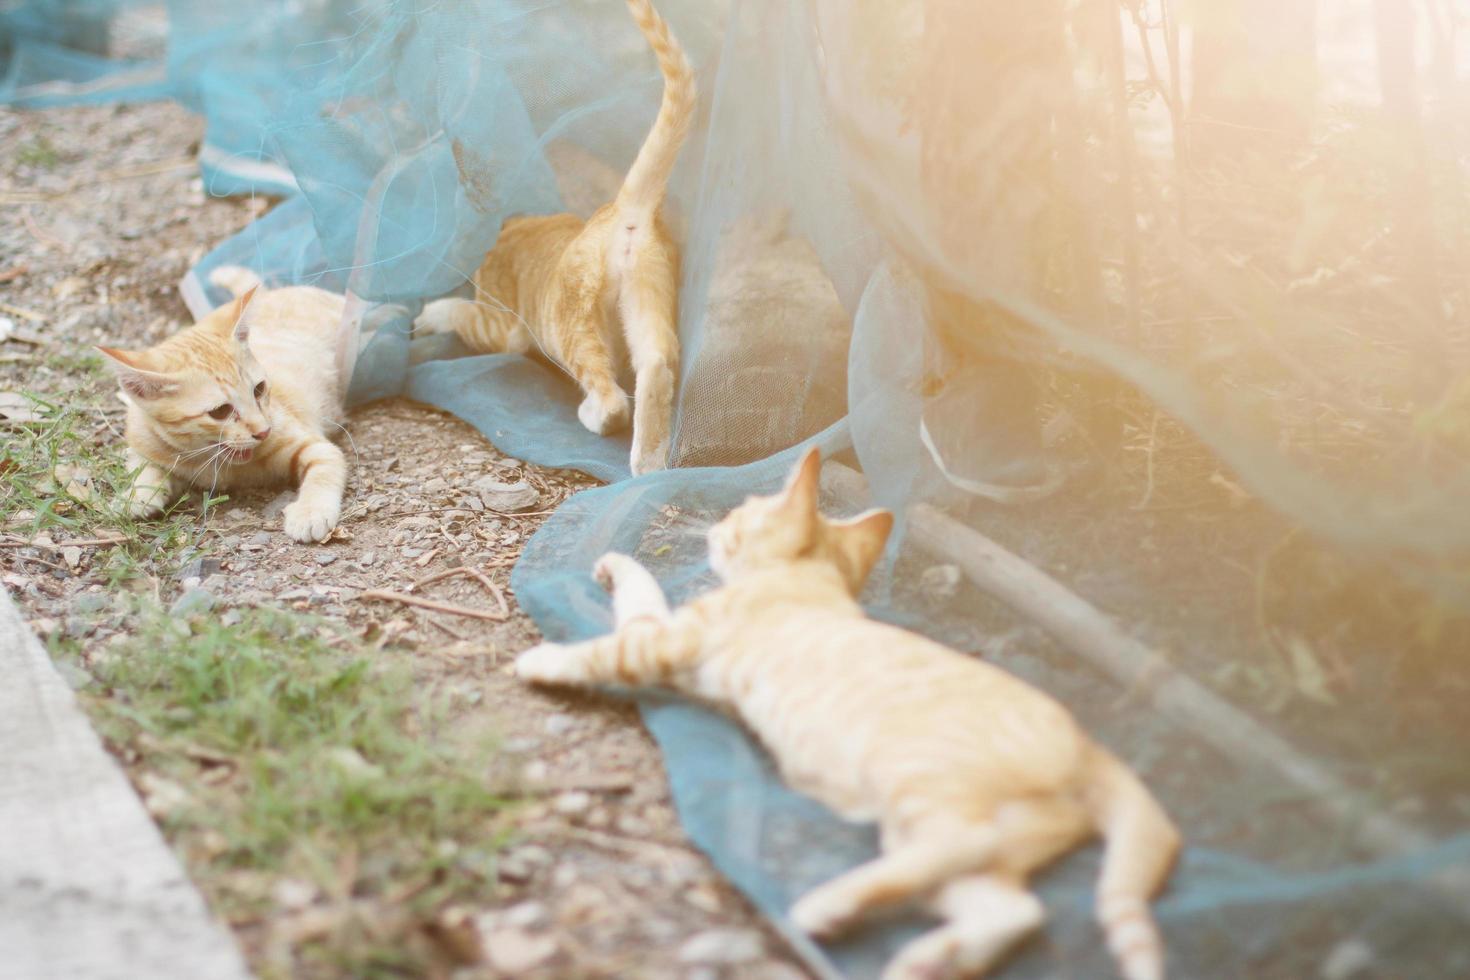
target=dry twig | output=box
[358,589,509,622]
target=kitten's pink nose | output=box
[252,427,271,442]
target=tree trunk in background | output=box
[1373,0,1446,375]
[1188,0,1318,160]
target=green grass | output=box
[16,134,62,169]
[60,605,512,978]
[0,352,210,582]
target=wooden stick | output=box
[409,566,467,592]
[358,589,508,622]
[0,534,128,550]
[0,300,45,323]
[410,565,512,618]
[460,566,511,618]
[821,461,1470,903]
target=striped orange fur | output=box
[516,448,1181,980]
[98,267,350,543]
[414,0,695,476]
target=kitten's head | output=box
[708,448,893,593]
[98,287,273,463]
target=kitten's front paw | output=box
[792,884,862,940]
[412,298,463,336]
[126,489,167,520]
[283,497,340,543]
[592,552,638,593]
[514,643,584,686]
[882,931,963,980]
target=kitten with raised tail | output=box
[414,0,695,476]
[515,448,1181,980]
[99,267,350,543]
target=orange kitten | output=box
[516,449,1181,980]
[414,0,694,475]
[98,267,349,543]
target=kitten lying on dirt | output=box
[99,267,349,543]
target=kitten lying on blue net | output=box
[515,448,1181,980]
[414,0,695,476]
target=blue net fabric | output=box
[9,1,1470,976]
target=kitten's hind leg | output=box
[619,264,678,475]
[594,552,671,624]
[791,820,999,939]
[546,280,630,436]
[882,876,1044,980]
[413,297,531,354]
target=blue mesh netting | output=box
[9,1,1470,976]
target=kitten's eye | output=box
[208,403,233,421]
[253,380,267,400]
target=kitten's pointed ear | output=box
[207,285,258,344]
[779,447,822,516]
[831,508,894,591]
[96,346,179,400]
[226,285,258,344]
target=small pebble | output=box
[314,551,338,566]
[501,900,548,929]
[483,928,557,974]
[74,593,109,615]
[473,476,539,513]
[497,844,552,883]
[543,713,576,736]
[553,790,592,816]
[919,563,962,599]
[169,588,215,617]
[271,878,318,911]
[176,556,222,580]
[1321,939,1374,980]
[677,928,765,966]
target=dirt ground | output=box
[1,100,805,979]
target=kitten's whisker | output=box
[325,419,360,463]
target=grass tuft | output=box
[60,605,512,978]
[16,134,62,169]
[1,353,210,581]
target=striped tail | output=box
[208,265,265,298]
[613,0,696,219]
[1084,747,1181,980]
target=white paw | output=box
[592,552,636,592]
[791,884,861,940]
[514,643,583,686]
[127,487,168,519]
[412,298,461,336]
[881,940,960,980]
[577,389,630,436]
[630,437,670,476]
[282,497,340,543]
